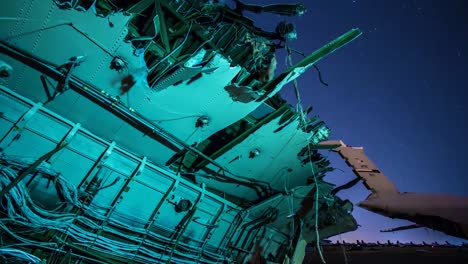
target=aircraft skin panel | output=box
[0,85,357,262]
[359,193,468,227]
[0,85,253,261]
[320,140,468,240]
[320,140,399,197]
[0,1,298,150]
[0,2,465,263]
[211,116,322,194]
[0,1,363,262]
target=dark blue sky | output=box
[246,0,468,243]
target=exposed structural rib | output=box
[0,41,272,196]
[0,1,365,262]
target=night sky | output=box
[244,0,468,244]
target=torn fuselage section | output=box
[0,0,364,263]
[55,0,282,92]
[167,103,335,202]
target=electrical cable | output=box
[285,41,327,263]
[150,115,203,123]
[0,248,42,263]
[312,64,329,87]
[53,0,80,9]
[0,157,226,263]
[288,46,329,87]
[148,22,194,73]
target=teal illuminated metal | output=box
[294,28,363,69]
[259,28,363,98]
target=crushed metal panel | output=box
[200,114,330,200]
[245,184,357,242]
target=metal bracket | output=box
[136,156,147,177]
[103,141,117,160]
[62,123,81,144]
[56,56,85,94]
[0,102,42,151]
[77,141,116,189]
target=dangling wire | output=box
[147,22,194,73]
[339,234,348,264]
[285,41,326,263]
[287,47,329,87]
[312,64,329,87]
